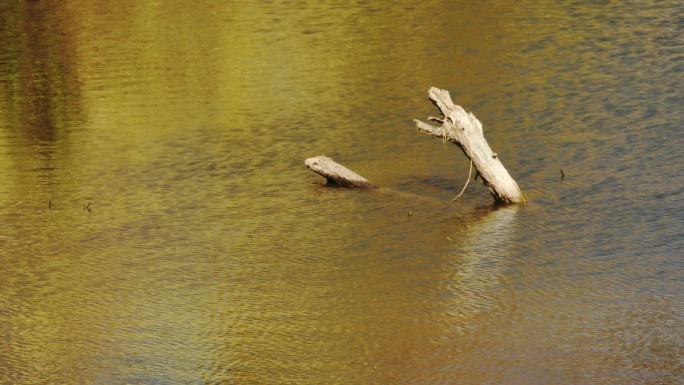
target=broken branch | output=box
[414,87,526,204]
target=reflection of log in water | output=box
[443,205,519,319]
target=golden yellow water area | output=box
[1,1,683,384]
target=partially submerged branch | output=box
[305,156,377,189]
[414,87,526,204]
[305,88,525,205]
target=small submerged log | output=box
[305,156,447,208]
[414,87,526,204]
[305,156,377,189]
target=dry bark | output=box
[414,87,526,204]
[305,156,377,189]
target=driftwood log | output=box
[305,156,377,189]
[305,156,450,209]
[414,87,526,204]
[305,88,525,205]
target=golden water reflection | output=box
[198,203,523,384]
[1,0,683,384]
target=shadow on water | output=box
[1,0,82,143]
[0,1,85,209]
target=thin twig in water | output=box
[453,158,473,201]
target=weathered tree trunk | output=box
[305,156,378,189]
[414,87,526,204]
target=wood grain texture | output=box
[414,87,526,204]
[305,156,377,189]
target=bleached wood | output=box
[414,87,526,204]
[305,156,377,189]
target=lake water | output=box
[1,1,683,384]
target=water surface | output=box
[1,1,683,384]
